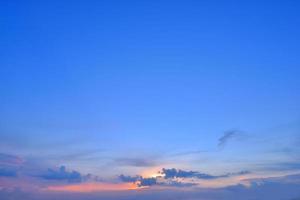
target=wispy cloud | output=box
[0,153,23,165]
[218,130,243,148]
[258,161,300,172]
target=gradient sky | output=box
[1,1,300,200]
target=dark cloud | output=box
[38,166,102,183]
[39,166,82,182]
[118,174,141,182]
[138,177,157,187]
[218,130,242,148]
[118,173,196,188]
[162,168,216,179]
[118,175,158,187]
[160,180,197,187]
[225,170,250,176]
[0,153,103,183]
[114,158,156,167]
[161,168,250,180]
[118,168,250,188]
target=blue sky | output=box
[1,1,300,199]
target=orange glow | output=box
[141,166,162,178]
[46,182,138,192]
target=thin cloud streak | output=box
[218,130,243,148]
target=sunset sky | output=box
[1,1,300,200]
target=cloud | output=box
[246,173,300,185]
[118,174,141,182]
[0,153,22,177]
[218,130,243,148]
[138,177,157,187]
[118,173,196,188]
[0,153,100,182]
[0,153,23,165]
[161,168,250,180]
[161,168,211,179]
[114,158,156,167]
[170,149,209,157]
[159,180,197,187]
[118,168,250,188]
[118,175,157,187]
[261,161,300,171]
[2,174,300,200]
[39,166,83,182]
[1,171,300,200]
[38,166,103,183]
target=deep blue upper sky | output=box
[0,0,300,178]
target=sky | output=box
[1,0,300,200]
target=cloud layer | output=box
[1,173,300,200]
[118,168,250,188]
